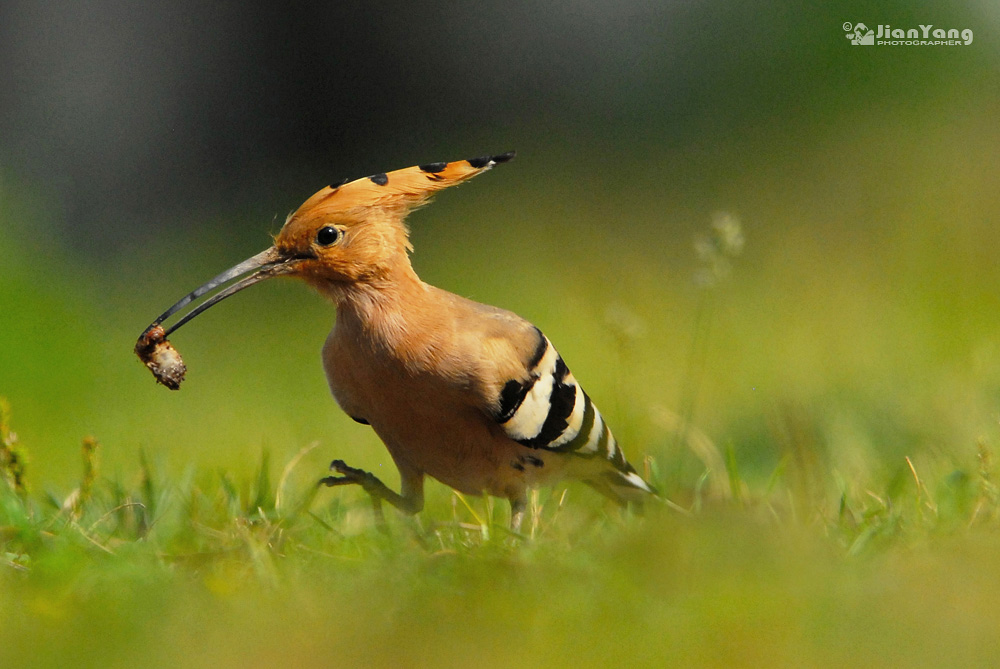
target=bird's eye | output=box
[316,226,341,246]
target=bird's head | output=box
[139,152,514,340]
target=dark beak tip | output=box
[135,247,288,387]
[145,246,292,339]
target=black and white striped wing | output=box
[493,330,655,495]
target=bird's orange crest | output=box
[272,151,515,284]
[291,151,514,222]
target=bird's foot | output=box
[319,460,389,528]
[318,459,423,517]
[319,459,375,488]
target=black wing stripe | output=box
[496,377,535,423]
[494,327,548,424]
[526,327,547,368]
[515,357,575,449]
[549,393,596,453]
[608,437,628,470]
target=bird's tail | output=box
[584,449,659,507]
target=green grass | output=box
[4,420,1000,668]
[3,102,1000,667]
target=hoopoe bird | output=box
[137,152,657,530]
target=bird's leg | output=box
[509,496,527,534]
[319,459,425,515]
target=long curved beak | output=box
[140,246,308,339]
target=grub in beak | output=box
[135,324,187,389]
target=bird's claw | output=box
[330,459,367,478]
[319,459,374,488]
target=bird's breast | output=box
[319,326,558,497]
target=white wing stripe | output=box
[547,378,585,448]
[619,471,656,494]
[503,341,559,441]
[578,410,605,454]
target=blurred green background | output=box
[2,2,1000,666]
[2,0,997,494]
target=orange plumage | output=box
[138,152,656,530]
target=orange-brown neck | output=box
[307,246,419,303]
[314,256,436,354]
